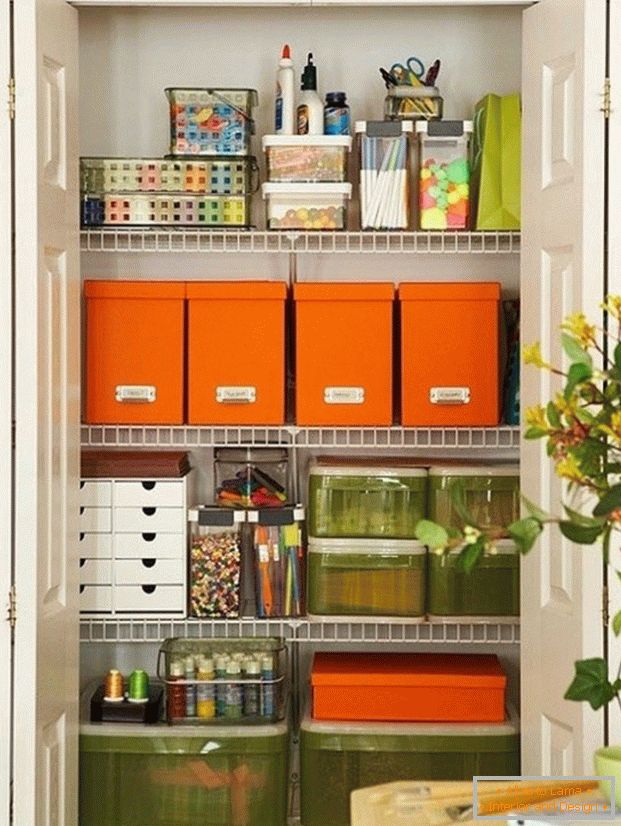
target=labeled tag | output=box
[429,387,471,405]
[258,544,269,563]
[324,386,365,405]
[216,386,256,404]
[115,385,156,403]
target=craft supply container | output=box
[262,135,351,182]
[157,637,287,725]
[384,85,443,122]
[307,537,426,618]
[214,449,289,509]
[416,120,473,230]
[307,459,427,538]
[188,507,245,618]
[399,282,501,426]
[186,282,287,425]
[294,283,394,426]
[300,708,519,826]
[261,182,351,229]
[428,539,519,618]
[84,280,185,425]
[428,464,520,531]
[81,193,252,227]
[166,87,258,156]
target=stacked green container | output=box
[428,463,520,529]
[300,708,520,826]
[80,721,289,826]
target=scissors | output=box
[389,56,426,86]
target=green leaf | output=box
[446,527,463,541]
[564,363,593,400]
[547,401,561,428]
[415,520,448,550]
[593,484,621,516]
[564,658,618,709]
[614,341,621,371]
[562,333,593,367]
[612,610,621,637]
[559,520,603,544]
[525,427,548,440]
[507,517,543,554]
[563,505,606,528]
[521,494,550,522]
[457,539,484,574]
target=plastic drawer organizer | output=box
[80,157,256,227]
[263,135,352,183]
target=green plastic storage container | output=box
[300,708,520,826]
[80,720,289,826]
[307,537,426,617]
[308,460,427,538]
[428,540,519,618]
[428,464,520,530]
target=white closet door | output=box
[13,1,80,824]
[521,0,606,774]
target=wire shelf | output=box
[81,424,521,450]
[80,228,521,255]
[80,617,520,644]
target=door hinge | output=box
[603,583,610,628]
[7,586,16,629]
[601,77,611,119]
[7,77,14,121]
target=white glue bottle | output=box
[275,44,295,135]
[297,53,323,135]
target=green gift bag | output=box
[472,94,521,230]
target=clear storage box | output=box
[428,539,519,618]
[262,183,351,230]
[82,193,251,227]
[300,707,520,826]
[356,120,412,230]
[215,448,289,508]
[166,87,258,156]
[308,459,427,538]
[428,464,520,530]
[80,719,288,826]
[307,537,426,618]
[188,507,244,618]
[263,135,351,182]
[416,120,473,230]
[384,85,443,122]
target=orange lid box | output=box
[186,281,287,300]
[294,282,395,301]
[311,652,507,723]
[84,280,186,299]
[398,282,501,301]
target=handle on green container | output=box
[321,554,416,570]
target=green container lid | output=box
[428,463,519,491]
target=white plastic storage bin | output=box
[263,135,352,182]
[262,183,351,230]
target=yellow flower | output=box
[554,393,571,416]
[561,313,597,347]
[525,405,548,429]
[555,455,585,483]
[602,296,621,321]
[523,342,551,369]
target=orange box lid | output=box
[311,653,506,688]
[398,282,501,301]
[186,281,287,300]
[84,280,185,300]
[294,282,395,302]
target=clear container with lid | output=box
[356,120,413,230]
[416,120,473,230]
[215,448,289,508]
[262,182,351,230]
[384,85,443,122]
[428,463,520,530]
[263,135,352,182]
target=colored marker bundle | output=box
[254,523,304,618]
[360,129,410,230]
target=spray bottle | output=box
[275,44,295,135]
[297,53,323,135]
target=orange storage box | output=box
[311,652,506,723]
[294,283,394,426]
[399,282,501,426]
[187,282,287,425]
[85,280,185,424]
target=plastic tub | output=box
[262,182,351,230]
[428,539,519,618]
[416,120,473,230]
[300,709,520,826]
[82,193,251,227]
[384,85,443,121]
[308,459,427,538]
[263,135,351,182]
[188,507,244,618]
[166,87,258,156]
[428,464,520,530]
[80,719,288,826]
[307,537,426,617]
[214,449,289,508]
[356,120,412,230]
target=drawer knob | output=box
[80,559,86,567]
[142,533,156,542]
[141,585,156,594]
[79,532,85,541]
[141,481,156,491]
[141,559,156,569]
[79,585,85,594]
[80,507,85,515]
[142,507,156,517]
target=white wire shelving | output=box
[81,424,521,450]
[80,228,521,255]
[79,617,520,644]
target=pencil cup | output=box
[356,121,413,230]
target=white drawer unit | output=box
[79,472,192,617]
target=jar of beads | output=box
[416,120,473,230]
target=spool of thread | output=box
[167,660,186,721]
[185,655,197,718]
[261,655,275,719]
[196,657,216,719]
[243,659,261,718]
[127,670,149,704]
[225,660,243,719]
[104,669,124,703]
[215,655,228,717]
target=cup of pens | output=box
[384,86,443,122]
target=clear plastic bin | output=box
[416,120,473,230]
[188,507,244,618]
[308,459,427,538]
[384,85,443,122]
[262,183,351,230]
[166,87,258,156]
[356,120,412,230]
[300,708,520,826]
[215,448,289,508]
[263,135,351,182]
[428,464,520,530]
[82,193,251,227]
[428,539,519,618]
[307,537,426,617]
